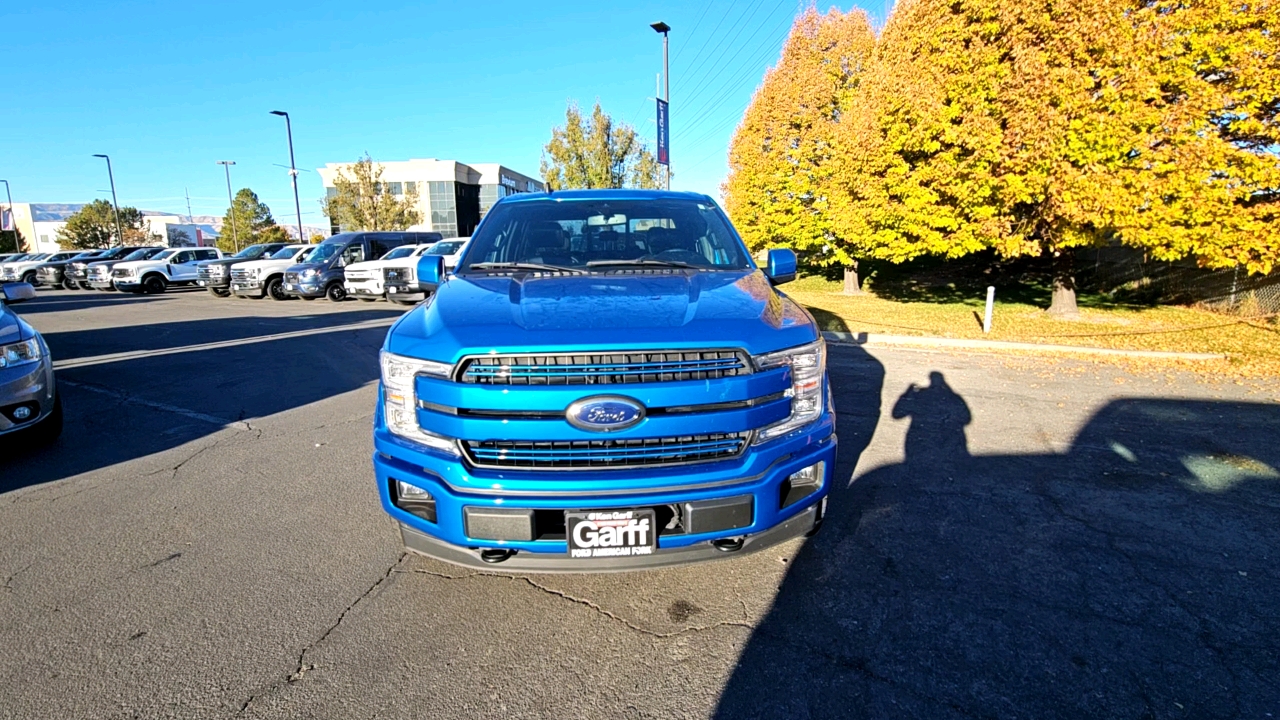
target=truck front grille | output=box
[463,431,750,469]
[284,272,300,284]
[459,350,748,386]
[231,269,254,282]
[197,266,224,281]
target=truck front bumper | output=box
[384,282,426,302]
[345,280,384,298]
[373,408,837,572]
[284,281,325,298]
[231,281,264,296]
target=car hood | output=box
[199,257,248,267]
[386,270,817,363]
[0,305,32,344]
[285,263,329,274]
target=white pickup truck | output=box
[112,247,222,293]
[342,244,439,301]
[229,244,314,300]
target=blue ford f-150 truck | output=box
[374,189,835,571]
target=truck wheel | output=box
[21,271,37,284]
[300,296,315,301]
[389,298,417,306]
[63,278,79,290]
[325,283,347,302]
[78,282,93,290]
[208,288,231,298]
[266,276,289,301]
[143,275,168,294]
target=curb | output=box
[820,331,1226,361]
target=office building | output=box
[317,159,543,238]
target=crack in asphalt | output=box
[1033,478,1245,716]
[236,553,407,716]
[404,567,755,639]
[2,563,32,594]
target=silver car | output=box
[0,283,61,445]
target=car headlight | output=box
[300,268,320,280]
[753,339,826,443]
[0,339,42,369]
[380,351,457,455]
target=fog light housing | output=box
[780,461,825,508]
[2,403,40,424]
[392,479,437,523]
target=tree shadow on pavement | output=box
[716,379,1280,719]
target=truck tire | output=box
[208,287,231,298]
[62,278,78,290]
[325,283,347,302]
[21,271,36,285]
[143,274,168,294]
[78,282,93,290]
[266,276,289,301]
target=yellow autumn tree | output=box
[1103,0,1280,276]
[829,0,1280,315]
[723,7,875,293]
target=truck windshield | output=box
[233,244,268,259]
[305,244,342,263]
[270,246,304,260]
[381,246,415,261]
[426,241,465,256]
[458,199,752,273]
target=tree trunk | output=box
[1047,250,1079,318]
[842,262,862,295]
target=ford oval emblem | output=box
[566,396,646,432]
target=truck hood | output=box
[385,270,818,362]
[232,258,295,272]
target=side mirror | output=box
[2,282,37,305]
[416,255,445,291]
[764,248,797,285]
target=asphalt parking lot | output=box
[3,287,1279,719]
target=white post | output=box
[983,286,995,334]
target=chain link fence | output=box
[1078,246,1280,317]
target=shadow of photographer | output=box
[716,372,1280,719]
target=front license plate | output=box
[566,509,657,559]
[284,284,295,291]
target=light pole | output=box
[91,154,125,247]
[269,111,306,243]
[0,180,18,252]
[651,21,671,190]
[216,161,240,252]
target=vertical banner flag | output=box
[656,98,669,166]
[1,208,11,232]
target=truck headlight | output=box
[753,339,826,443]
[300,268,319,280]
[380,351,457,455]
[0,339,42,369]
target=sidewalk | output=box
[821,330,1226,361]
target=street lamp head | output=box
[92,154,108,158]
[269,110,288,117]
[651,21,670,34]
[217,160,236,166]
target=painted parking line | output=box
[52,317,398,371]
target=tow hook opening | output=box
[711,536,745,553]
[480,548,516,564]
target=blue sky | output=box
[2,0,888,225]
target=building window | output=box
[386,181,403,196]
[404,181,416,194]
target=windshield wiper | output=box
[467,262,586,274]
[584,258,703,270]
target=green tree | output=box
[0,227,22,254]
[220,188,283,252]
[724,7,876,293]
[257,225,290,244]
[57,200,147,249]
[320,154,422,232]
[541,102,663,190]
